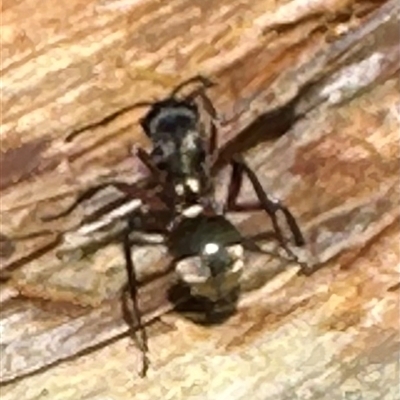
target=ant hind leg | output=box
[224,156,305,252]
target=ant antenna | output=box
[169,75,217,120]
[169,75,216,99]
[65,75,216,143]
[65,101,155,143]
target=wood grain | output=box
[1,0,399,398]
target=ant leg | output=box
[242,233,309,270]
[135,147,164,179]
[40,182,136,222]
[170,75,216,99]
[122,219,149,378]
[41,185,104,221]
[225,158,243,211]
[208,122,218,163]
[225,156,305,248]
[242,238,288,258]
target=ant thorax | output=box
[154,131,208,204]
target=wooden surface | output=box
[1,0,399,399]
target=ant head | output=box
[138,75,215,139]
[139,98,199,140]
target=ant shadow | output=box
[167,281,240,326]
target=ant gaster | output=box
[121,202,300,375]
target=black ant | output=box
[41,75,306,377]
[49,75,304,249]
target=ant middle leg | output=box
[40,146,171,222]
[135,146,165,180]
[40,176,164,222]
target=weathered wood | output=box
[1,222,399,398]
[1,0,399,398]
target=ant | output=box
[42,75,306,377]
[48,75,304,249]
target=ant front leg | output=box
[41,182,136,222]
[225,155,305,251]
[135,146,164,180]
